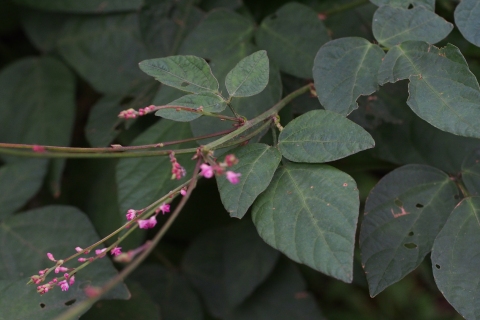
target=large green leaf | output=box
[225,50,269,98]
[57,13,151,94]
[252,163,360,282]
[20,9,68,53]
[255,2,330,79]
[116,120,196,213]
[132,265,203,320]
[378,41,480,138]
[454,0,480,47]
[216,143,282,219]
[0,160,47,221]
[278,110,375,163]
[156,92,227,122]
[182,220,279,318]
[228,259,326,320]
[432,197,480,320]
[139,55,219,94]
[0,206,129,320]
[12,0,142,12]
[461,149,480,196]
[359,165,458,296]
[313,37,384,116]
[372,5,452,47]
[370,0,435,10]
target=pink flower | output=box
[58,280,69,292]
[200,164,214,178]
[126,209,136,221]
[54,266,68,274]
[138,216,157,229]
[156,203,170,215]
[95,248,107,256]
[111,246,122,256]
[47,253,56,261]
[224,154,238,167]
[75,247,83,253]
[78,257,87,262]
[69,275,75,285]
[32,145,46,153]
[226,171,241,184]
[180,188,187,196]
[31,275,42,284]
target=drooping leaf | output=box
[372,5,452,47]
[216,143,282,218]
[228,259,326,320]
[116,120,196,214]
[81,281,160,320]
[225,50,269,98]
[57,13,151,94]
[432,197,480,320]
[139,55,219,94]
[156,92,227,122]
[454,0,480,47]
[85,95,125,147]
[182,220,279,318]
[370,0,435,11]
[359,165,458,296]
[0,160,47,221]
[461,149,480,196]
[278,110,375,163]
[378,41,480,138]
[255,2,329,79]
[11,0,142,12]
[313,37,385,116]
[0,206,129,320]
[252,163,360,283]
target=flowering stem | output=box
[154,105,241,122]
[53,159,202,320]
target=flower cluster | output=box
[118,105,157,119]
[199,154,242,184]
[170,152,186,180]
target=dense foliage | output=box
[0,0,480,319]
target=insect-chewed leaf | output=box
[252,163,359,283]
[454,0,480,47]
[278,110,375,163]
[225,50,269,98]
[139,55,219,94]
[359,164,458,296]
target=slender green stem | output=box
[212,120,271,150]
[455,176,471,198]
[271,125,278,146]
[54,160,202,320]
[323,0,369,16]
[155,105,240,122]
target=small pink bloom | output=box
[224,154,238,167]
[111,246,122,256]
[32,145,46,153]
[200,164,214,178]
[69,275,75,285]
[126,209,136,221]
[180,188,187,196]
[95,248,107,256]
[78,257,87,262]
[31,275,42,284]
[58,280,69,292]
[37,284,51,295]
[226,171,241,184]
[85,286,101,298]
[54,266,68,274]
[138,216,157,229]
[38,269,47,276]
[47,253,56,261]
[156,203,170,215]
[75,247,83,253]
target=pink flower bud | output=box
[69,275,75,285]
[32,145,46,153]
[75,247,83,253]
[111,246,122,256]
[47,253,56,261]
[226,171,241,184]
[199,164,214,178]
[138,216,157,229]
[180,188,187,196]
[78,258,87,262]
[224,154,238,167]
[156,203,170,215]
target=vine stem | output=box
[153,105,241,122]
[454,176,471,198]
[53,159,202,320]
[323,0,370,16]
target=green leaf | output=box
[0,206,129,319]
[116,120,196,213]
[278,110,375,163]
[228,259,326,320]
[139,55,219,94]
[372,6,452,47]
[85,95,125,147]
[432,197,480,320]
[182,220,279,317]
[454,0,480,47]
[156,92,227,122]
[225,50,269,98]
[359,165,458,296]
[378,41,480,138]
[0,160,47,221]
[12,0,142,12]
[20,9,68,53]
[132,265,203,320]
[461,149,480,196]
[255,2,330,79]
[370,0,435,11]
[81,281,160,320]
[57,13,151,94]
[313,37,385,116]
[252,163,360,283]
[216,143,282,218]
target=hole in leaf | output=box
[40,303,46,308]
[408,231,414,236]
[416,203,424,208]
[65,299,76,306]
[407,4,413,9]
[180,82,189,87]
[435,264,441,269]
[394,199,403,207]
[404,243,417,249]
